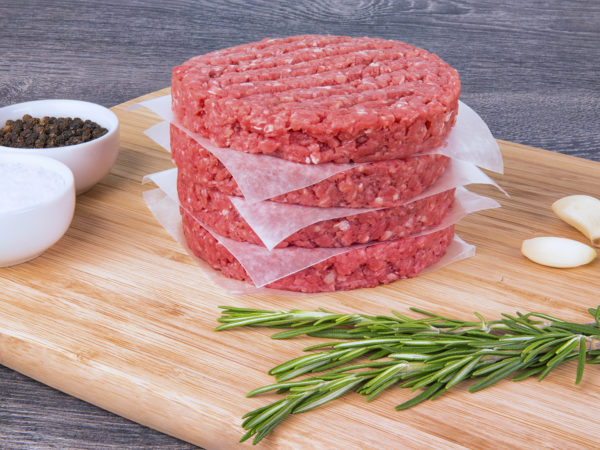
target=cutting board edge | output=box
[0,330,237,449]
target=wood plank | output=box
[1,89,599,448]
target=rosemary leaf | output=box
[445,355,483,389]
[576,336,586,384]
[395,382,445,410]
[469,359,529,392]
[294,378,364,414]
[512,366,545,381]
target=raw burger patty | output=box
[177,169,455,248]
[181,215,454,293]
[171,124,450,208]
[172,35,460,164]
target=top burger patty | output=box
[172,35,461,164]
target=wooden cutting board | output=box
[1,88,599,449]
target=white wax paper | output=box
[228,163,503,249]
[231,184,500,250]
[142,188,274,295]
[136,96,356,203]
[143,166,501,251]
[427,102,503,173]
[135,95,503,204]
[128,95,174,121]
[144,170,496,287]
[408,158,507,203]
[420,234,475,275]
[144,187,477,293]
[144,121,171,152]
[143,168,178,199]
[174,121,358,203]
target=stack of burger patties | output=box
[170,35,462,293]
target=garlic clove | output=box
[552,195,600,247]
[521,237,597,268]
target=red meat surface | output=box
[181,214,454,293]
[172,35,460,164]
[177,170,455,248]
[171,124,450,208]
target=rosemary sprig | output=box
[216,306,600,444]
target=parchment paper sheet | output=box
[144,186,480,289]
[144,168,501,250]
[138,96,502,204]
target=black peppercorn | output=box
[0,114,108,148]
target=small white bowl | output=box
[0,99,120,194]
[0,153,75,267]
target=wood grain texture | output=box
[0,0,599,448]
[1,90,600,449]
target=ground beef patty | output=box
[172,35,460,164]
[171,125,450,208]
[177,169,455,248]
[181,214,454,292]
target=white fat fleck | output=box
[323,271,335,285]
[356,108,368,115]
[305,157,311,164]
[310,154,321,164]
[374,197,383,206]
[381,231,393,240]
[0,161,66,213]
[392,193,399,201]
[264,124,274,133]
[334,220,350,231]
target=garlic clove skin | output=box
[552,195,600,247]
[521,237,597,268]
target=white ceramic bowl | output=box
[0,153,75,267]
[0,99,120,194]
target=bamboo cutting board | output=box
[1,88,599,449]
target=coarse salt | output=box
[0,161,66,213]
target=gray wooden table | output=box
[1,0,599,447]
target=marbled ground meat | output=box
[171,124,450,208]
[181,214,454,293]
[172,35,460,164]
[177,169,455,248]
